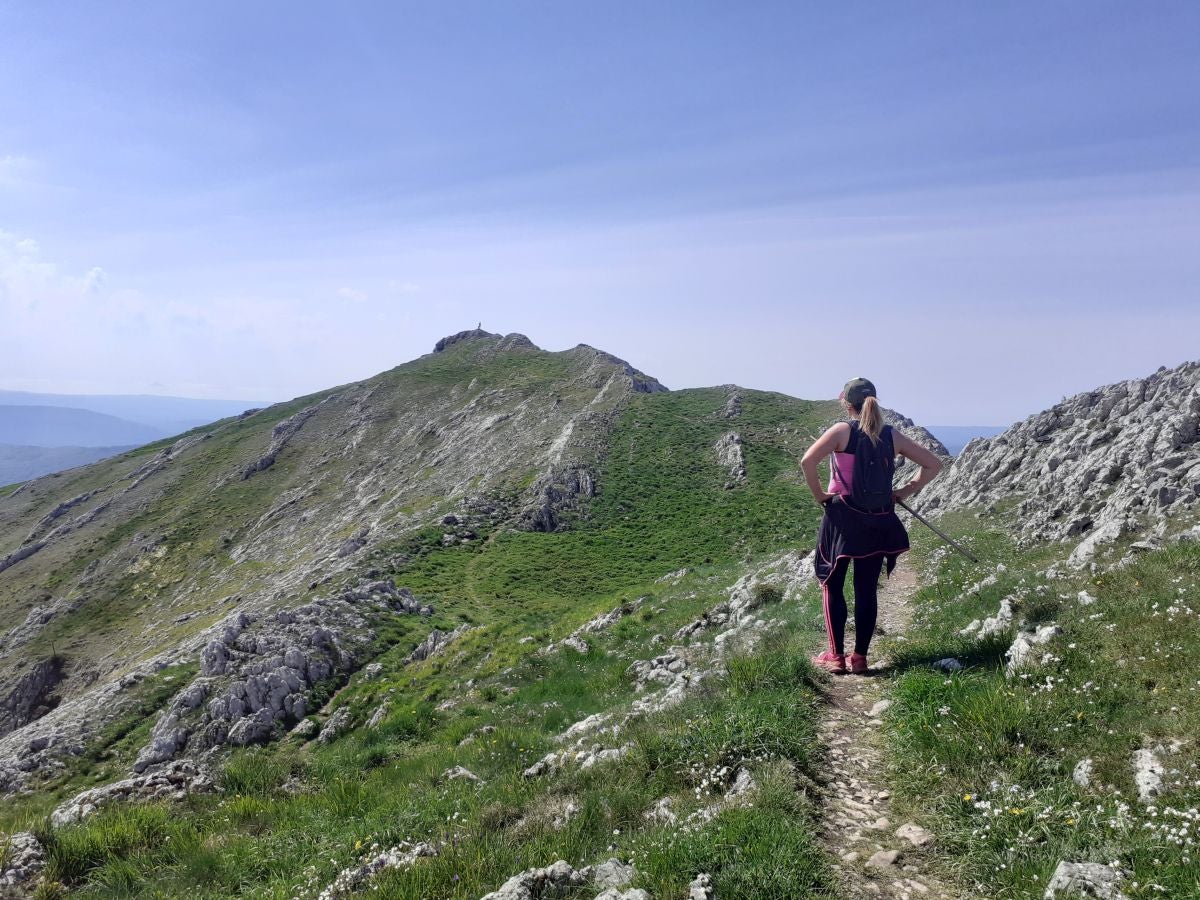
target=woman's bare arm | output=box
[800,423,849,505]
[891,429,943,502]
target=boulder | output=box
[1043,861,1128,899]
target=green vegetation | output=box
[23,571,831,898]
[2,364,842,897]
[880,515,1200,899]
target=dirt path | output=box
[814,555,963,900]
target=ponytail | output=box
[858,396,884,444]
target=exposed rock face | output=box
[0,596,84,655]
[522,466,597,532]
[405,624,472,665]
[923,360,1200,562]
[0,656,63,738]
[242,397,333,479]
[50,758,214,826]
[714,432,746,488]
[0,830,45,889]
[133,580,431,771]
[1,331,660,790]
[435,328,495,353]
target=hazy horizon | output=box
[3,3,1198,425]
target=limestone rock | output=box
[1073,758,1093,788]
[895,822,935,847]
[1133,747,1163,802]
[366,702,389,729]
[866,849,900,870]
[688,873,715,900]
[317,841,436,899]
[479,859,593,900]
[593,858,635,889]
[0,830,45,888]
[714,432,747,487]
[1005,624,1061,676]
[51,759,213,826]
[1043,861,1128,899]
[406,624,472,665]
[923,359,1200,561]
[132,579,433,773]
[318,707,353,744]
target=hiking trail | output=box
[814,555,964,900]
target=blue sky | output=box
[2,2,1198,425]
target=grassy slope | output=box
[877,509,1200,899]
[0,338,629,728]
[8,389,843,899]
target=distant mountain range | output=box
[0,390,270,436]
[0,390,271,485]
[0,406,166,448]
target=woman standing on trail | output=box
[800,378,942,674]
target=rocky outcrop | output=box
[133,580,431,771]
[479,860,593,900]
[0,830,44,890]
[522,466,597,532]
[0,656,63,738]
[713,432,746,488]
[0,597,84,656]
[242,398,333,479]
[317,841,437,900]
[1043,861,1128,899]
[923,360,1200,562]
[50,758,214,826]
[405,624,471,665]
[568,344,668,395]
[1005,624,1061,676]
[434,328,496,353]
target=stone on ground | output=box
[1043,861,1128,899]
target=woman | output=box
[800,377,942,674]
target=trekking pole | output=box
[895,499,979,564]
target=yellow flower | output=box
[1009,808,1024,815]
[963,794,973,801]
[355,840,363,850]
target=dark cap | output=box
[840,377,877,407]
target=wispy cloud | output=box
[0,155,37,189]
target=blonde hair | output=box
[855,395,884,444]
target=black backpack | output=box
[848,422,896,512]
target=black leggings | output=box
[821,554,884,657]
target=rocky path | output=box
[814,557,963,900]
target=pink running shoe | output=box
[848,653,869,674]
[812,651,847,674]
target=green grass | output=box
[24,583,832,899]
[880,518,1200,899]
[1,345,846,897]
